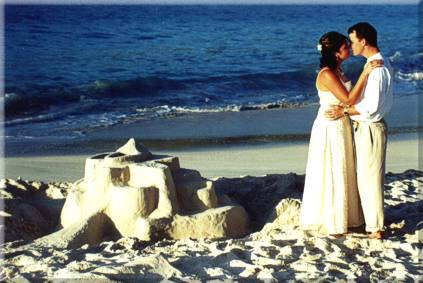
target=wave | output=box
[131,100,313,121]
[5,68,316,118]
[5,89,80,117]
[4,99,99,127]
[397,71,423,81]
[389,51,403,62]
[389,51,422,77]
[5,51,421,123]
[81,76,186,98]
[4,96,314,130]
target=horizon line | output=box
[4,0,420,5]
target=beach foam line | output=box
[79,127,422,150]
[4,92,421,157]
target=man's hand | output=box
[325,105,345,120]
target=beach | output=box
[2,4,422,281]
[1,131,422,281]
[4,93,421,181]
[2,93,422,281]
[3,131,421,182]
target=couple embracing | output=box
[300,22,393,240]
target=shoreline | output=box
[3,131,421,182]
[4,93,421,156]
[3,93,421,182]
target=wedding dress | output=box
[299,70,364,235]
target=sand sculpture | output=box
[49,139,249,248]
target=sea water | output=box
[4,4,421,139]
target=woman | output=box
[299,31,382,236]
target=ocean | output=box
[4,4,421,140]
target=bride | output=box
[299,31,382,236]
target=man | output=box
[325,22,393,239]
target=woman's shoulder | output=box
[318,67,334,77]
[316,67,342,92]
[317,67,334,82]
[318,67,338,83]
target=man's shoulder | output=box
[377,52,393,69]
[368,52,383,60]
[369,61,392,79]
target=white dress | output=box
[299,73,364,235]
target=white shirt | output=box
[351,52,393,122]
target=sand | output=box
[3,131,421,182]
[0,170,422,281]
[4,94,421,181]
[1,94,422,281]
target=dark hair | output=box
[348,22,378,48]
[319,31,348,70]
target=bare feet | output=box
[369,231,383,240]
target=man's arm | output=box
[325,64,386,120]
[346,105,360,116]
[354,68,385,119]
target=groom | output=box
[325,22,393,239]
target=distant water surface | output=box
[4,4,421,139]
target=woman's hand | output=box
[362,59,384,76]
[325,104,344,120]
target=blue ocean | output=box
[4,4,421,139]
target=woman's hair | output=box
[318,31,348,70]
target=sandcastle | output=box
[52,139,249,247]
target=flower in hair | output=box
[317,44,322,52]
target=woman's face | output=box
[336,42,350,61]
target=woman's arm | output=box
[319,60,383,105]
[324,104,360,120]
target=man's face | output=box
[349,31,364,56]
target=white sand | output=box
[1,170,422,281]
[4,132,421,182]
[1,94,421,280]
